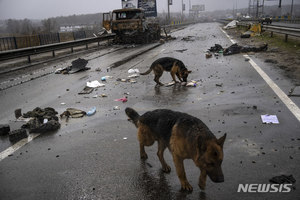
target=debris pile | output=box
[207,43,268,56]
[55,58,90,74]
[21,107,60,133]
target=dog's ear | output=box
[217,133,227,148]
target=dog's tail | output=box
[125,107,140,127]
[140,67,152,75]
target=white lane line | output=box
[220,28,236,44]
[244,55,300,122]
[0,133,40,161]
[220,27,300,122]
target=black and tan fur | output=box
[140,57,191,86]
[125,107,226,191]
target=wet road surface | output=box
[0,22,299,200]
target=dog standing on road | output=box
[140,57,191,86]
[125,107,226,191]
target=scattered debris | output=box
[269,175,296,184]
[241,31,252,38]
[206,53,212,58]
[86,107,96,116]
[165,81,175,87]
[288,86,300,97]
[208,43,267,56]
[115,97,128,103]
[224,20,238,29]
[21,107,60,133]
[128,69,140,74]
[55,58,90,74]
[182,36,196,42]
[9,129,27,143]
[186,80,197,87]
[14,109,22,119]
[223,43,268,56]
[175,49,188,53]
[87,80,105,88]
[78,86,94,95]
[116,78,137,83]
[0,124,10,136]
[245,58,250,61]
[209,44,224,53]
[128,74,139,78]
[113,106,120,110]
[264,59,278,64]
[216,83,223,87]
[100,94,108,97]
[261,115,279,124]
[60,108,86,121]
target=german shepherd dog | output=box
[140,57,191,86]
[125,107,226,191]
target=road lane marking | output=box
[0,133,40,161]
[220,27,300,122]
[244,55,300,122]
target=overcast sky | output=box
[0,0,296,20]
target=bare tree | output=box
[42,18,58,33]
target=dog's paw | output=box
[140,153,148,160]
[162,165,171,173]
[181,182,193,192]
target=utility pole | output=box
[181,0,184,20]
[168,0,170,24]
[291,0,294,18]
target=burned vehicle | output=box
[103,8,161,44]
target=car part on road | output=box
[21,107,60,133]
[78,86,94,95]
[14,109,22,119]
[9,129,28,143]
[60,108,87,122]
[0,124,10,136]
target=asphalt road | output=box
[0,22,299,200]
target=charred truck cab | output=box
[103,8,160,44]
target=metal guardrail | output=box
[263,25,300,41]
[0,33,115,62]
[236,21,300,41]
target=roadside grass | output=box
[256,32,300,52]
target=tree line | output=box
[0,13,103,36]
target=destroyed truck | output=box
[103,8,161,44]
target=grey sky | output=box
[0,0,295,20]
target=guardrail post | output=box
[27,55,31,63]
[57,33,61,43]
[13,37,18,49]
[270,31,273,37]
[52,50,55,57]
[285,34,288,42]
